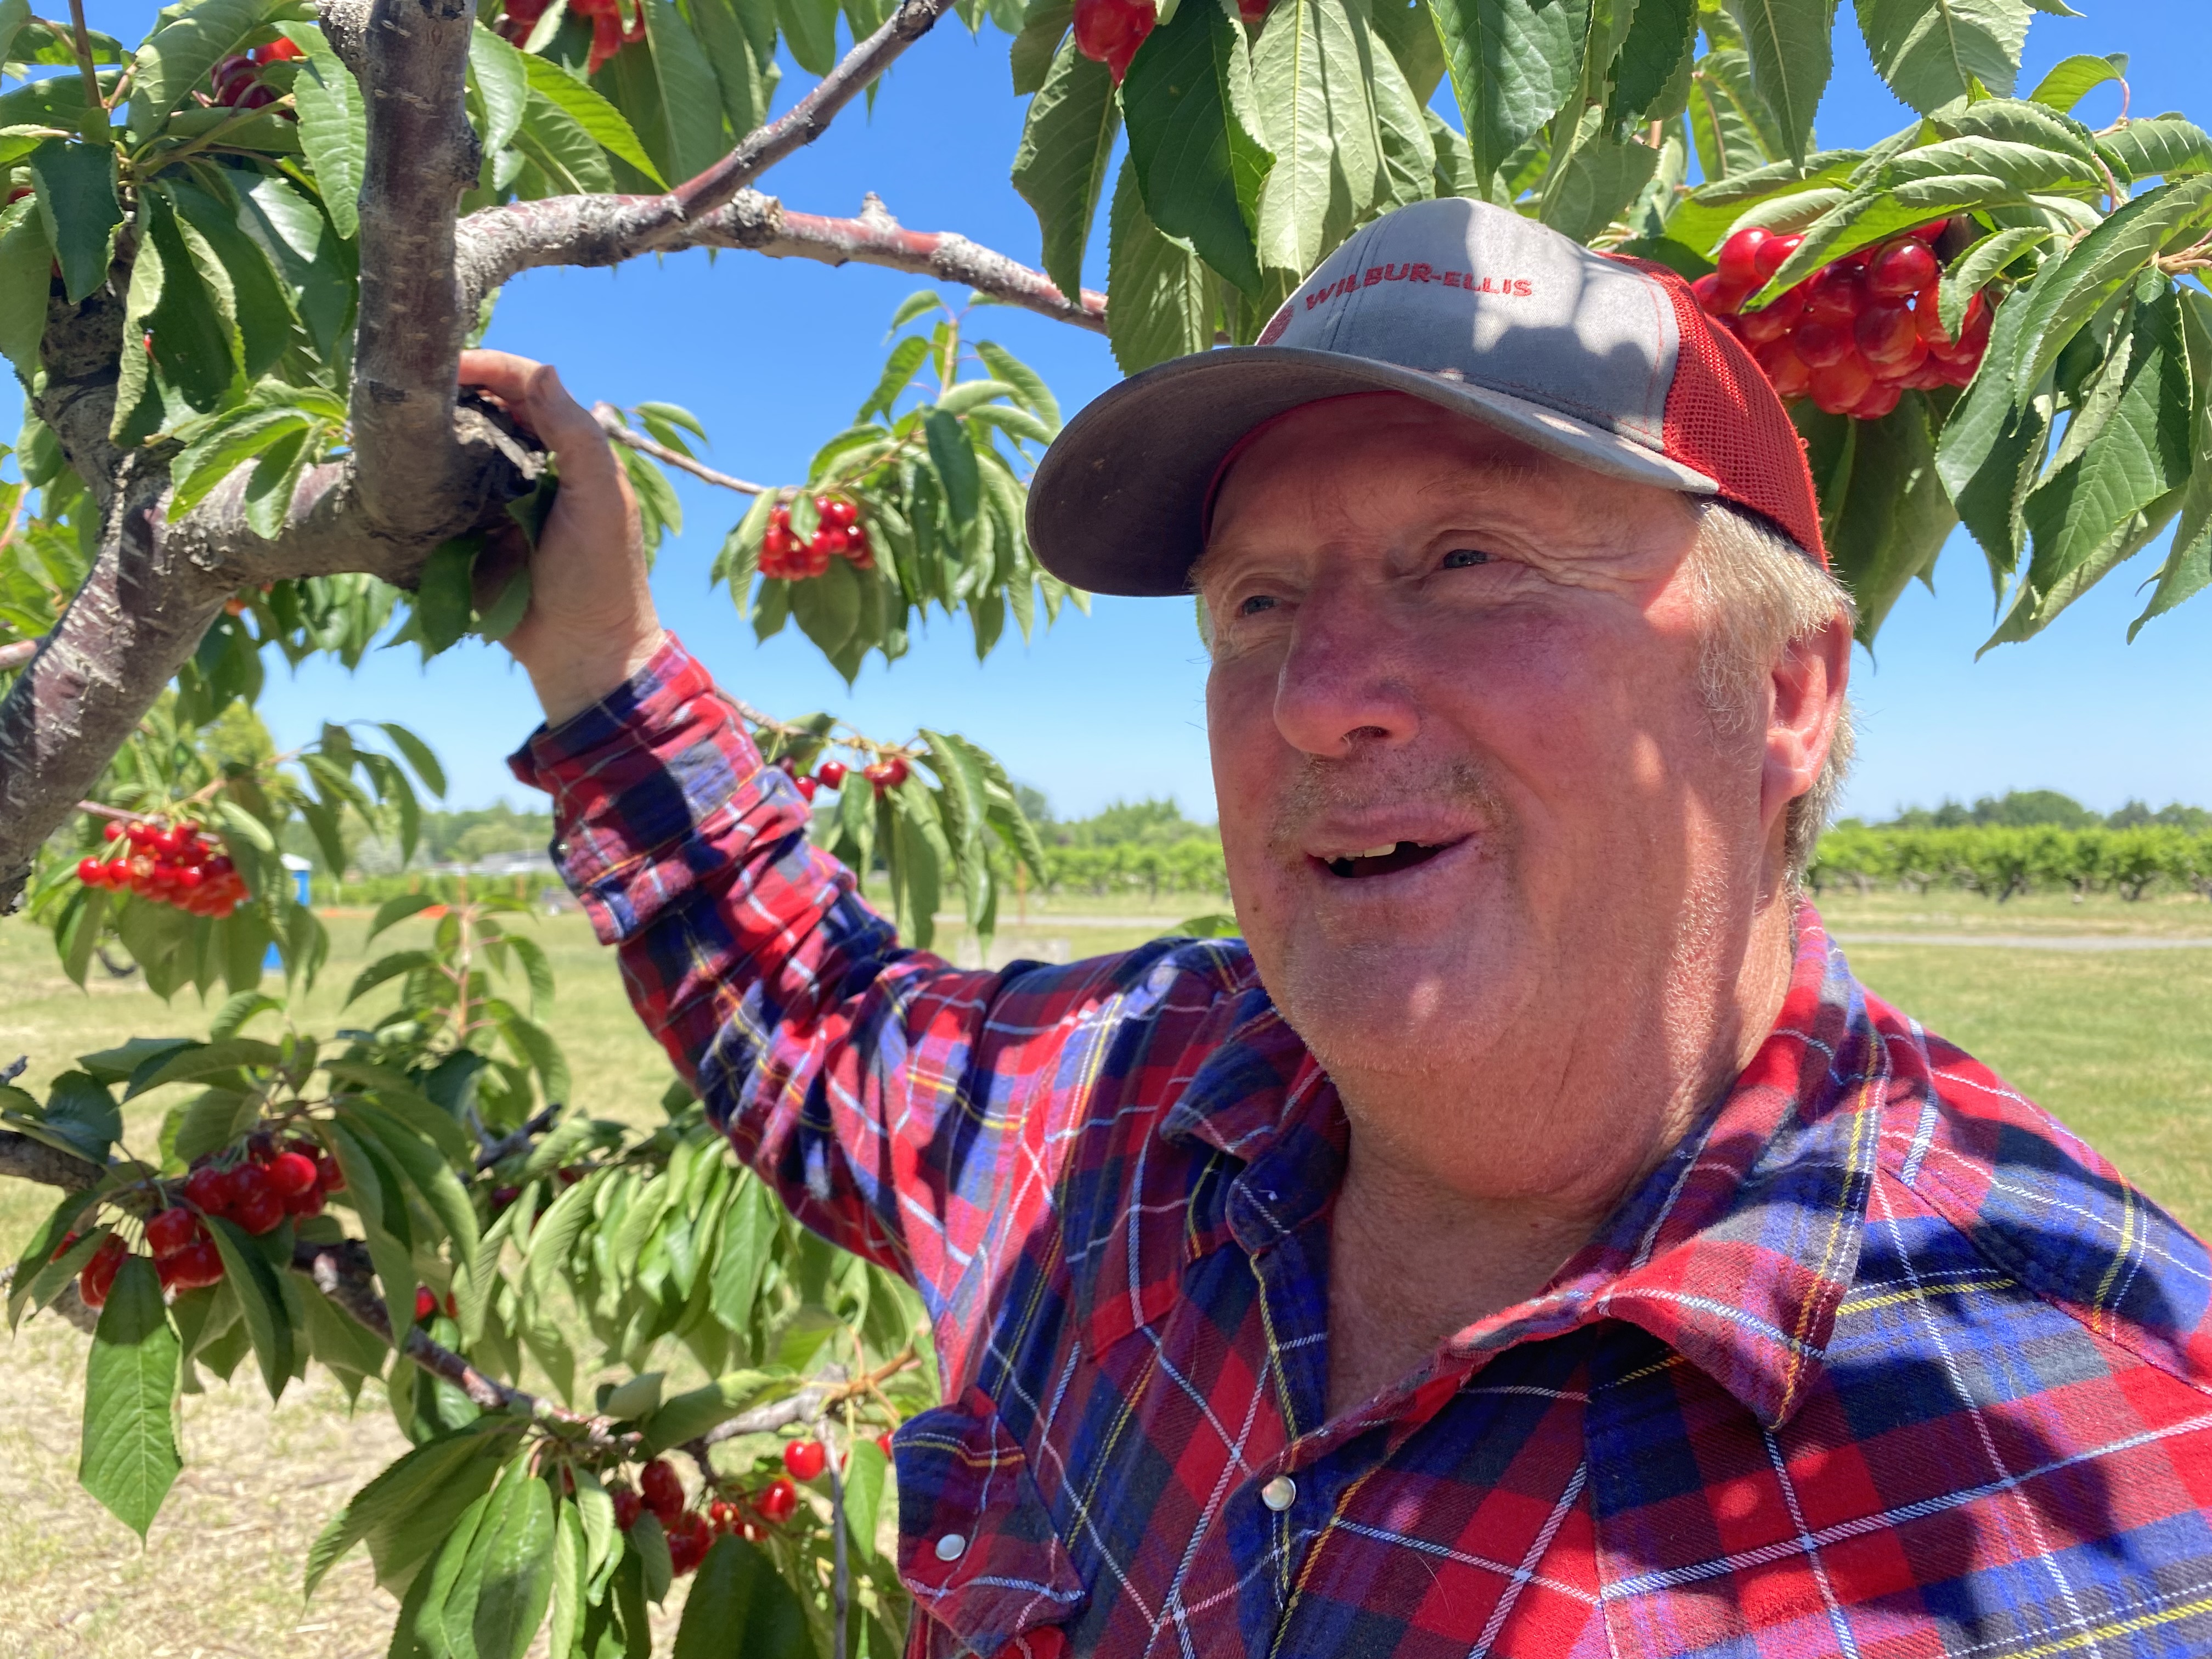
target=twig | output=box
[693,1347,918,1449]
[823,1415,849,1659]
[297,1238,639,1454]
[453,0,957,313]
[731,698,916,764]
[472,1103,561,1172]
[592,407,765,496]
[61,0,103,135]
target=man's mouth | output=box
[1315,839,1460,879]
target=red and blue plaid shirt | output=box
[516,637,2212,1659]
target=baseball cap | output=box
[1026,196,1826,596]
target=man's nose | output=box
[1271,596,1420,757]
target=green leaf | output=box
[2009,280,2194,635]
[470,24,532,159]
[1605,0,1695,125]
[1251,0,1383,279]
[278,22,368,241]
[642,0,729,184]
[471,1467,557,1659]
[1805,394,1957,641]
[1726,0,1830,165]
[172,1087,258,1162]
[370,893,443,943]
[2010,176,2212,390]
[127,0,278,140]
[307,1423,517,1596]
[378,723,449,798]
[637,1372,775,1456]
[78,1256,180,1540]
[672,1535,817,1659]
[1365,16,1434,208]
[415,538,478,657]
[1011,0,1072,93]
[1939,224,2047,335]
[1853,0,2030,115]
[127,1036,281,1096]
[1011,37,1120,306]
[1122,0,1272,296]
[924,408,981,524]
[1105,160,1213,376]
[1430,0,1590,185]
[839,1436,888,1565]
[1538,126,1660,242]
[974,341,1062,431]
[30,138,120,305]
[0,194,48,379]
[206,1215,295,1401]
[521,54,665,187]
[776,0,839,75]
[686,0,777,137]
[2101,117,2212,184]
[2027,51,2122,115]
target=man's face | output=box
[1200,396,1779,1192]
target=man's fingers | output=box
[458,349,608,469]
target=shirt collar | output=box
[1159,906,1882,1430]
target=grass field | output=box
[3,890,2211,1655]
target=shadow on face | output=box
[1196,393,1779,1192]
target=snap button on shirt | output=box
[1259,1476,1296,1513]
[934,1531,967,1562]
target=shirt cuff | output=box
[505,633,798,941]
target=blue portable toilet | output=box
[266,853,316,972]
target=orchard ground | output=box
[7,892,2212,1655]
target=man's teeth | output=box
[1355,844,1397,860]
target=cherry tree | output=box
[0,0,2205,1649]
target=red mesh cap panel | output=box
[1605,255,1829,567]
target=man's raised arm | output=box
[461,351,1117,1355]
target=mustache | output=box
[1262,752,1511,857]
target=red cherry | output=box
[639,1458,684,1524]
[815,760,848,791]
[1868,330,1928,381]
[876,1431,895,1456]
[444,1291,458,1318]
[145,1206,201,1260]
[611,1486,644,1531]
[1933,296,1993,363]
[183,1164,230,1217]
[1715,228,1770,291]
[226,1165,285,1235]
[1736,285,1804,345]
[80,1235,127,1308]
[1753,233,1802,282]
[757,1476,799,1525]
[1689,273,1747,316]
[102,821,123,842]
[125,821,155,848]
[166,1240,225,1291]
[1803,261,1865,325]
[282,1182,326,1218]
[1853,302,1919,368]
[415,1285,438,1322]
[76,856,102,884]
[315,1152,345,1193]
[266,1150,319,1198]
[1238,0,1271,16]
[1866,238,1938,301]
[251,36,305,63]
[1807,351,1875,415]
[783,1440,828,1481]
[1905,218,1949,242]
[667,1511,712,1575]
[1791,319,1852,369]
[1850,381,1903,420]
[795,776,819,801]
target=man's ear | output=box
[1763,618,1852,833]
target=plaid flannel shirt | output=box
[515,636,2212,1659]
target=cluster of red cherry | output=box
[606,1435,893,1572]
[414,1285,460,1322]
[1072,0,1158,79]
[207,37,304,111]
[184,1135,343,1234]
[498,0,642,75]
[1692,222,1994,420]
[761,495,874,582]
[772,751,910,803]
[76,819,249,918]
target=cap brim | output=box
[1026,348,1720,597]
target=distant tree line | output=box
[1866,791,2211,835]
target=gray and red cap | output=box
[1026,196,1826,596]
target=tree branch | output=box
[0,1130,103,1191]
[329,0,486,544]
[453,0,955,314]
[679,191,1107,334]
[595,404,766,495]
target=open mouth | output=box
[1318,840,1458,879]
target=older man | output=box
[476,199,2212,1659]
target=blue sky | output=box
[92,0,2212,821]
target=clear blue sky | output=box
[91,0,2212,821]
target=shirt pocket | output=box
[895,1389,1088,1659]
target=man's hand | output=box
[459,349,664,725]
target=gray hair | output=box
[1689,501,1857,884]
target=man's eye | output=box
[1235,595,1280,617]
[1441,548,1492,569]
